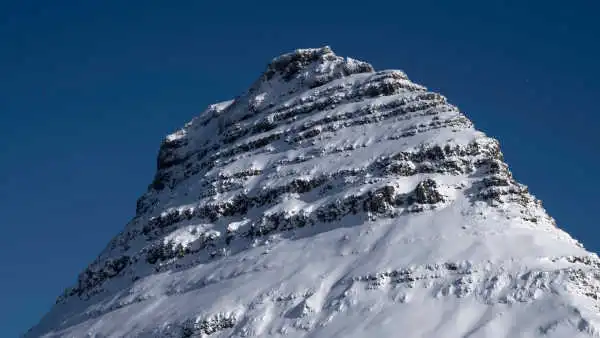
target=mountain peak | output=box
[27,48,600,338]
[268,46,335,71]
[259,46,374,88]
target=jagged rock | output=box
[414,178,444,204]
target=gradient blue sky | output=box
[1,1,598,336]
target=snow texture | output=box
[26,46,600,338]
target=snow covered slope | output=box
[27,46,600,338]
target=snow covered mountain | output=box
[27,46,600,338]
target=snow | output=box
[26,47,600,338]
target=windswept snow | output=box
[26,47,600,338]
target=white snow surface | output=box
[26,46,600,338]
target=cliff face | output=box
[28,47,600,338]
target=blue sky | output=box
[1,1,598,336]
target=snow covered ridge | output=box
[27,47,600,337]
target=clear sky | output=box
[1,1,598,336]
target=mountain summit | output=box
[28,47,600,337]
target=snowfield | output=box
[27,47,600,338]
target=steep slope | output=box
[27,46,600,338]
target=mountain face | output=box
[28,47,600,338]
